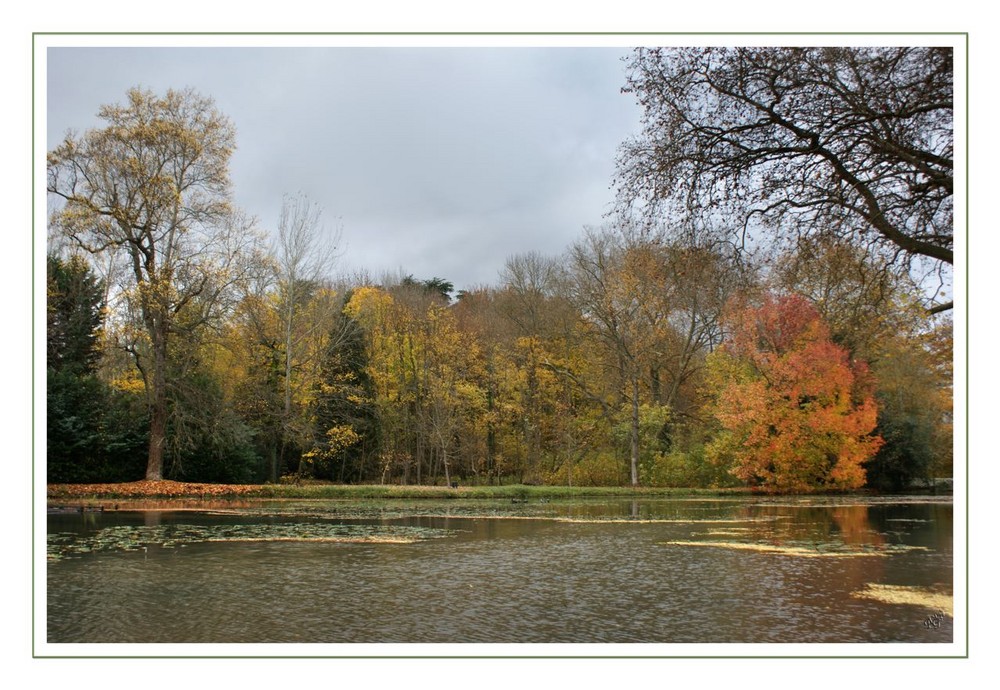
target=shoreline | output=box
[45,479,952,505]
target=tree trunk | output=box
[630,376,640,487]
[267,443,278,484]
[145,316,168,481]
[525,347,539,474]
[486,369,496,482]
[146,394,167,480]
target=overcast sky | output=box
[46,46,643,292]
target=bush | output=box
[47,369,148,483]
[544,451,628,487]
[865,411,933,491]
[643,445,739,488]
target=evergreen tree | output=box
[305,301,380,482]
[47,254,104,375]
[47,254,149,482]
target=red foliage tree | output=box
[707,294,882,492]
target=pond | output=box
[46,495,953,645]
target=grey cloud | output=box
[46,45,642,291]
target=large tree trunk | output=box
[146,402,167,480]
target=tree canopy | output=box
[47,87,257,480]
[707,293,883,491]
[45,80,952,493]
[47,254,104,374]
[617,47,953,311]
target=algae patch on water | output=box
[660,539,928,558]
[47,522,457,560]
[851,584,953,614]
[554,516,786,525]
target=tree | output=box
[773,235,916,360]
[47,254,108,481]
[645,237,747,418]
[706,293,883,492]
[773,236,953,488]
[272,193,343,480]
[421,277,454,303]
[865,316,953,490]
[46,253,149,482]
[47,254,104,374]
[563,225,674,487]
[306,301,380,482]
[344,284,426,483]
[48,87,256,480]
[498,252,563,478]
[617,47,954,312]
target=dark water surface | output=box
[46,496,953,644]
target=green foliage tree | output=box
[865,320,952,490]
[47,254,148,482]
[166,366,260,484]
[422,277,454,303]
[306,302,380,482]
[47,370,150,483]
[47,254,104,374]
[47,253,105,481]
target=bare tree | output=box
[498,251,562,474]
[563,226,654,486]
[617,46,953,312]
[273,193,343,480]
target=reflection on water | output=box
[46,496,953,644]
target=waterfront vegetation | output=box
[46,47,953,495]
[47,479,749,502]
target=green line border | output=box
[32,30,970,660]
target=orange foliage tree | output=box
[706,293,882,492]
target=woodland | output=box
[45,46,954,493]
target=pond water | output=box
[46,496,953,645]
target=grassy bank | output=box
[47,479,749,502]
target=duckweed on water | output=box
[47,522,458,561]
